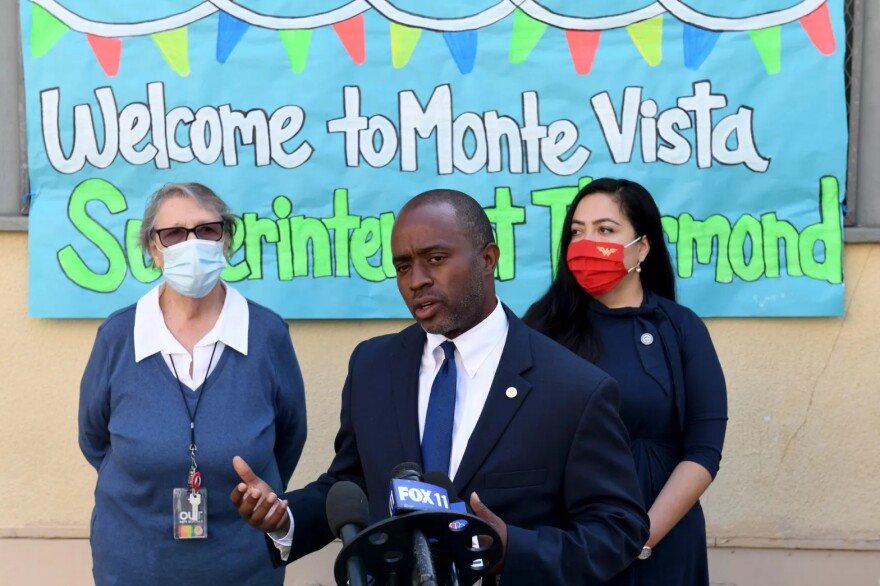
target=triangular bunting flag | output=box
[509,8,547,64]
[278,29,313,73]
[86,35,122,77]
[626,14,664,66]
[683,24,720,70]
[800,3,835,55]
[216,11,250,64]
[749,26,782,74]
[565,30,601,75]
[333,15,366,65]
[390,22,421,69]
[31,3,69,58]
[443,31,478,74]
[152,28,190,76]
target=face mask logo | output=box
[160,239,227,298]
[567,236,642,296]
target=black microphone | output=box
[422,471,471,514]
[390,461,423,482]
[390,463,438,586]
[420,471,472,586]
[326,481,370,586]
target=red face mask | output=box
[566,236,642,296]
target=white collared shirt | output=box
[419,298,509,480]
[133,282,249,386]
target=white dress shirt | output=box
[133,282,249,385]
[419,298,509,480]
[271,298,509,558]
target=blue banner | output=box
[22,1,848,317]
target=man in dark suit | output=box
[231,189,649,584]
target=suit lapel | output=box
[391,324,426,466]
[453,308,534,493]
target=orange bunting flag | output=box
[333,15,366,65]
[87,35,122,77]
[565,30,601,75]
[800,3,836,55]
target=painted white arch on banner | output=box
[657,0,827,32]
[517,1,666,31]
[365,0,516,32]
[28,0,831,36]
[31,0,218,37]
[209,0,370,30]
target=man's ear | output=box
[482,242,500,276]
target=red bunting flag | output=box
[565,30,601,75]
[86,35,122,77]
[799,2,835,55]
[333,15,366,65]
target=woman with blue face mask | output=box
[78,183,307,586]
[524,178,728,586]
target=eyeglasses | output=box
[153,221,224,247]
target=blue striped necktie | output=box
[421,341,457,474]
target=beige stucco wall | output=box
[2,231,878,553]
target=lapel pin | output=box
[505,387,518,399]
[640,333,654,346]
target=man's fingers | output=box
[470,492,507,575]
[238,489,258,518]
[470,492,498,523]
[232,456,258,484]
[230,482,247,508]
[230,458,289,533]
[249,491,290,532]
[262,496,289,532]
[250,490,276,520]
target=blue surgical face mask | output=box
[161,239,227,298]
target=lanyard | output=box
[169,342,219,493]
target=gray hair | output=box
[138,182,236,254]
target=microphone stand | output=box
[412,528,437,586]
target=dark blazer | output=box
[280,306,649,584]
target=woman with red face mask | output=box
[524,178,728,586]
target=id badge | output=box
[173,488,207,539]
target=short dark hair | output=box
[523,178,675,360]
[404,189,495,250]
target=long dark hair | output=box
[523,178,676,360]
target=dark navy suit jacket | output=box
[279,307,649,584]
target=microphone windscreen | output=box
[390,461,423,481]
[422,471,471,512]
[326,481,370,538]
[422,471,456,496]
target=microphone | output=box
[389,463,438,586]
[389,463,463,515]
[326,481,370,586]
[421,471,474,585]
[422,471,469,514]
[332,465,502,586]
